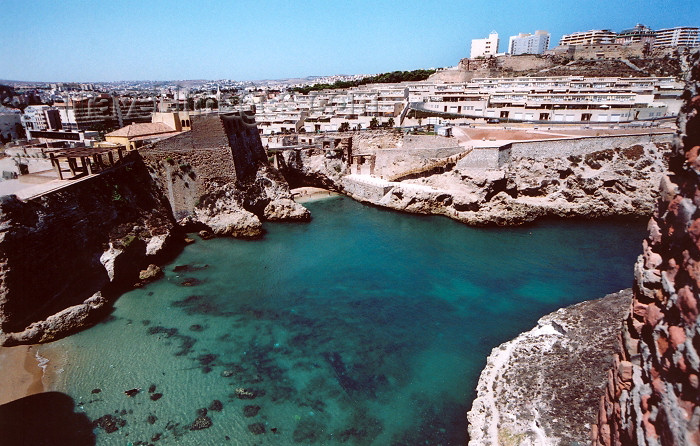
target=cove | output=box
[41,195,647,445]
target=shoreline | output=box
[0,344,46,405]
[291,186,340,203]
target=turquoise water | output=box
[43,196,646,445]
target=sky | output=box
[1,0,699,82]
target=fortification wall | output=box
[509,133,674,160]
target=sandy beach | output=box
[291,186,339,203]
[0,345,46,405]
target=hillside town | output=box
[0,23,697,193]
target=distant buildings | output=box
[655,26,700,47]
[508,31,550,55]
[470,32,499,58]
[559,29,617,46]
[558,25,698,48]
[615,24,656,45]
[20,105,62,132]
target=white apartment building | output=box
[509,30,550,55]
[413,75,682,123]
[20,105,62,132]
[655,27,700,47]
[559,29,617,46]
[470,32,499,58]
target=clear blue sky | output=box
[1,0,698,82]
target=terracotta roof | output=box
[129,131,180,142]
[105,122,176,139]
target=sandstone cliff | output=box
[594,50,700,446]
[468,290,633,445]
[0,153,178,345]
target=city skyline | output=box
[2,0,699,83]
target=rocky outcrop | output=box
[467,290,633,445]
[283,136,670,226]
[378,141,669,225]
[0,113,309,345]
[0,153,179,345]
[143,112,310,237]
[594,50,700,446]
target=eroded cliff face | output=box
[594,50,700,446]
[0,112,309,345]
[281,134,671,226]
[0,154,178,345]
[380,141,669,225]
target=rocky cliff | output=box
[280,134,671,226]
[0,153,178,345]
[467,290,633,445]
[594,50,700,446]
[0,112,309,345]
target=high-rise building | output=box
[559,29,617,46]
[508,30,550,55]
[654,27,700,47]
[470,32,499,58]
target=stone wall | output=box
[509,133,674,161]
[457,145,512,169]
[141,113,242,220]
[340,176,394,202]
[496,54,555,72]
[594,50,700,446]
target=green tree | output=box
[386,117,395,128]
[369,117,379,129]
[338,122,350,132]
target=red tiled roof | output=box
[106,122,176,139]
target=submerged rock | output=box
[248,422,266,435]
[93,414,126,433]
[209,400,223,411]
[124,388,140,397]
[243,405,260,417]
[189,415,213,431]
[233,388,264,400]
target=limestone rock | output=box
[196,208,262,238]
[263,198,311,221]
[99,243,124,282]
[138,264,163,283]
[467,289,632,446]
[2,292,109,345]
[145,234,169,257]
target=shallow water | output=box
[42,196,646,445]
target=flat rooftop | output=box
[458,126,673,142]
